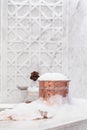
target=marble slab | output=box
[68,0,87,99]
[0,118,87,130]
[69,0,87,47]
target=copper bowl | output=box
[39,80,70,100]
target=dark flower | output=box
[30,71,39,81]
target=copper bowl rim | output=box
[39,80,70,82]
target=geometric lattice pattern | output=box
[0,0,68,102]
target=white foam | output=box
[1,96,87,122]
[38,73,69,81]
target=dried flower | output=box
[30,71,39,81]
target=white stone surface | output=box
[0,98,87,121]
[0,119,87,130]
[0,104,16,111]
[1,99,87,130]
[68,0,87,99]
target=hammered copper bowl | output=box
[39,80,70,100]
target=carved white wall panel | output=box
[0,0,68,103]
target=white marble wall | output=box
[1,0,87,102]
[69,0,87,99]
